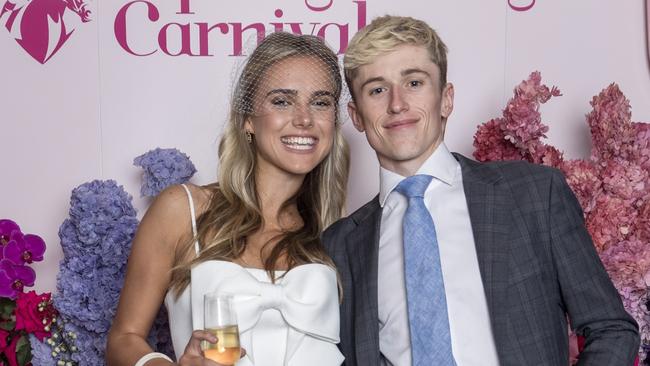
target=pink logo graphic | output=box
[1,0,91,64]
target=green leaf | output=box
[16,335,32,366]
[0,298,16,319]
[0,320,15,331]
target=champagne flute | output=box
[203,293,241,365]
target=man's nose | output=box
[388,88,409,114]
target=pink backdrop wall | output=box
[1,0,649,294]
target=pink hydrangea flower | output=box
[501,71,561,151]
[473,119,524,162]
[626,123,650,171]
[600,237,650,350]
[635,200,650,243]
[600,159,648,202]
[530,144,564,168]
[560,160,602,213]
[587,84,633,162]
[586,194,637,252]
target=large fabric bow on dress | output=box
[191,261,341,365]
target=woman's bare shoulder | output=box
[179,182,216,216]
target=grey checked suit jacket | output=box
[322,154,639,366]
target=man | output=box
[323,15,639,365]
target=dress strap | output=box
[180,184,200,256]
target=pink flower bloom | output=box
[560,160,602,213]
[530,143,564,168]
[473,119,524,162]
[600,237,650,349]
[600,159,648,202]
[0,329,8,351]
[587,84,633,162]
[635,201,650,243]
[626,122,650,171]
[3,333,20,366]
[586,194,637,252]
[14,290,56,341]
[501,72,560,151]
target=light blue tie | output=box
[395,174,456,366]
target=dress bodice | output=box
[164,261,343,365]
[164,185,343,365]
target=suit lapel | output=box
[455,154,513,351]
[346,198,382,365]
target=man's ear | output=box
[347,101,365,132]
[441,82,454,119]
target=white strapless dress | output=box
[164,260,344,366]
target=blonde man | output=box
[323,15,639,366]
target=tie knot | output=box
[394,174,433,198]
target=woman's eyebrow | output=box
[266,89,298,97]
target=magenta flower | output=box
[0,259,36,299]
[0,219,21,247]
[3,231,46,265]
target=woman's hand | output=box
[178,330,246,366]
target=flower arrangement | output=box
[28,147,194,364]
[473,72,650,361]
[134,147,197,197]
[0,219,57,366]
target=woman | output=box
[107,32,349,366]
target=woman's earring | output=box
[245,130,253,144]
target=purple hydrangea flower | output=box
[3,231,46,265]
[0,258,35,299]
[63,321,106,366]
[134,147,197,197]
[29,333,56,365]
[55,180,138,334]
[50,178,175,360]
[0,219,21,247]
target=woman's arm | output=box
[106,185,194,366]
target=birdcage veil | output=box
[228,31,349,126]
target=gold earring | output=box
[245,130,252,144]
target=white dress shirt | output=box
[377,143,500,366]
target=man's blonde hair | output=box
[344,15,448,97]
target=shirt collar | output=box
[378,142,458,208]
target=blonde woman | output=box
[107,32,349,366]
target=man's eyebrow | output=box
[266,89,297,97]
[359,76,385,90]
[358,69,431,90]
[401,68,431,77]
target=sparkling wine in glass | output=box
[203,293,241,365]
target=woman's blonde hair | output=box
[169,32,349,296]
[344,15,449,96]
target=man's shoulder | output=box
[323,196,380,243]
[454,153,561,185]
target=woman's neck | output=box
[255,166,305,226]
